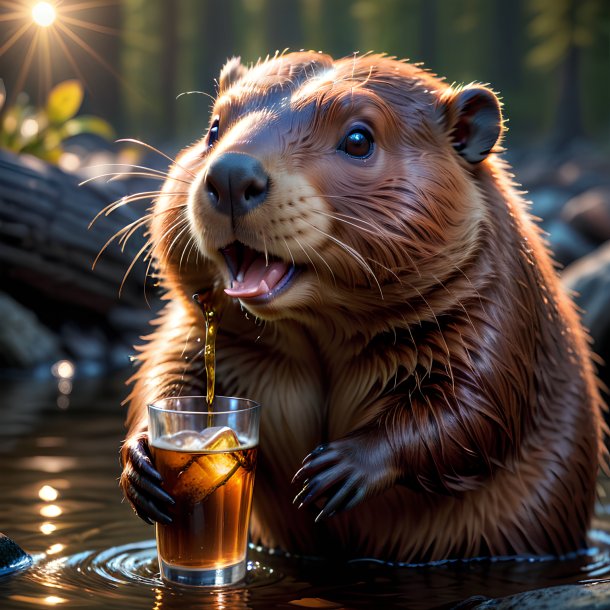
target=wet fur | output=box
[121,52,605,562]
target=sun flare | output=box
[0,0,128,105]
[31,2,56,28]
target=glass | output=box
[148,396,260,586]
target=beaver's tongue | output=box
[224,255,290,299]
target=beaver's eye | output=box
[339,127,374,159]
[207,118,219,147]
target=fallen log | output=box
[0,148,157,311]
[0,148,162,371]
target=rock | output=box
[0,532,31,576]
[544,219,598,268]
[0,292,62,368]
[561,187,610,244]
[474,581,610,608]
[563,242,610,394]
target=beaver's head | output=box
[152,52,502,321]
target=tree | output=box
[528,0,604,148]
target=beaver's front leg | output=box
[120,432,174,525]
[292,429,399,521]
[293,383,515,521]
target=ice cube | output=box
[198,426,240,451]
[168,430,208,451]
[171,427,241,504]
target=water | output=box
[1,374,610,609]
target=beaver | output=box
[119,51,606,562]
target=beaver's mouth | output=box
[220,241,301,302]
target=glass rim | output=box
[147,395,260,416]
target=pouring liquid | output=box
[193,292,221,425]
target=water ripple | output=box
[26,540,282,609]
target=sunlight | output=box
[43,597,67,606]
[39,485,59,502]
[31,2,56,28]
[51,359,75,379]
[0,0,137,108]
[46,543,65,555]
[8,596,67,606]
[40,522,57,535]
[40,504,62,518]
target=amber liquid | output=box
[151,443,257,569]
[194,292,220,428]
[202,303,218,408]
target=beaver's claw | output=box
[292,435,394,522]
[119,432,174,525]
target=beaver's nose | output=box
[205,152,269,217]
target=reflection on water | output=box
[1,374,610,609]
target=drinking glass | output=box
[148,396,260,586]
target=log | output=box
[0,148,159,311]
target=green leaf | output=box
[61,116,115,139]
[47,80,84,124]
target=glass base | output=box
[160,558,246,586]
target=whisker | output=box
[82,163,190,184]
[142,251,156,308]
[176,89,217,103]
[118,215,152,250]
[301,220,383,298]
[305,242,337,287]
[119,238,154,297]
[314,210,386,238]
[261,232,269,267]
[281,238,296,267]
[89,191,188,228]
[81,170,164,185]
[316,209,388,234]
[81,171,183,186]
[180,324,196,358]
[116,138,197,179]
[93,218,149,270]
[311,208,421,279]
[179,232,198,273]
[92,204,186,269]
[144,218,190,276]
[162,219,192,264]
[117,203,189,250]
[184,235,201,268]
[293,235,320,285]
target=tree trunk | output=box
[551,0,584,148]
[492,0,522,89]
[161,0,179,141]
[552,40,583,148]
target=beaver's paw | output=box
[119,432,174,525]
[292,435,395,522]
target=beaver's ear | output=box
[219,57,248,92]
[439,86,502,163]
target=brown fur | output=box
[121,52,605,562]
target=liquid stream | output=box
[194,291,220,421]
